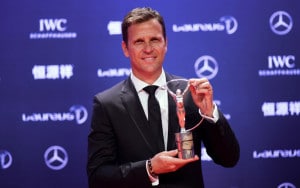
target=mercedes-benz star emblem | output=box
[44,145,68,170]
[270,11,293,35]
[278,182,296,188]
[194,55,219,80]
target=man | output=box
[87,7,239,188]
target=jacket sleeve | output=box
[200,109,240,167]
[183,91,240,167]
[87,96,151,188]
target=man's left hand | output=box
[189,78,214,117]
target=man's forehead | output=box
[127,20,163,39]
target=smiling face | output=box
[122,19,167,84]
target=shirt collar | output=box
[130,70,167,93]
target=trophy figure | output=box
[163,79,203,159]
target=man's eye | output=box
[135,41,144,45]
[151,39,160,43]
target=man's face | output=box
[122,19,167,82]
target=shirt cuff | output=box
[198,103,219,123]
[146,160,159,186]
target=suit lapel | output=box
[165,73,181,150]
[120,78,158,155]
[167,92,179,150]
[119,74,184,153]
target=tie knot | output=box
[144,85,159,96]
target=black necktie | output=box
[144,85,165,152]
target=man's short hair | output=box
[121,7,166,44]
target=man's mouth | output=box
[143,57,155,62]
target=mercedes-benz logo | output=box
[44,145,68,170]
[270,11,293,35]
[0,150,13,169]
[194,55,219,80]
[278,182,296,188]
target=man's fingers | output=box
[164,149,178,157]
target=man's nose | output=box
[143,42,154,52]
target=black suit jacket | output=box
[87,73,239,188]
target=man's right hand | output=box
[151,149,199,174]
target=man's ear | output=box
[121,41,129,57]
[165,38,168,53]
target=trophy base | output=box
[175,131,194,159]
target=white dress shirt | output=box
[131,70,169,150]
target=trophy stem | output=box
[180,128,186,133]
[176,89,186,130]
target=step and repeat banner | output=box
[1,0,299,187]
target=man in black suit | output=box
[87,7,239,188]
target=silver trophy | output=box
[162,79,203,159]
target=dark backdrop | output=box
[1,0,299,187]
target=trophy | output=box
[162,79,203,159]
